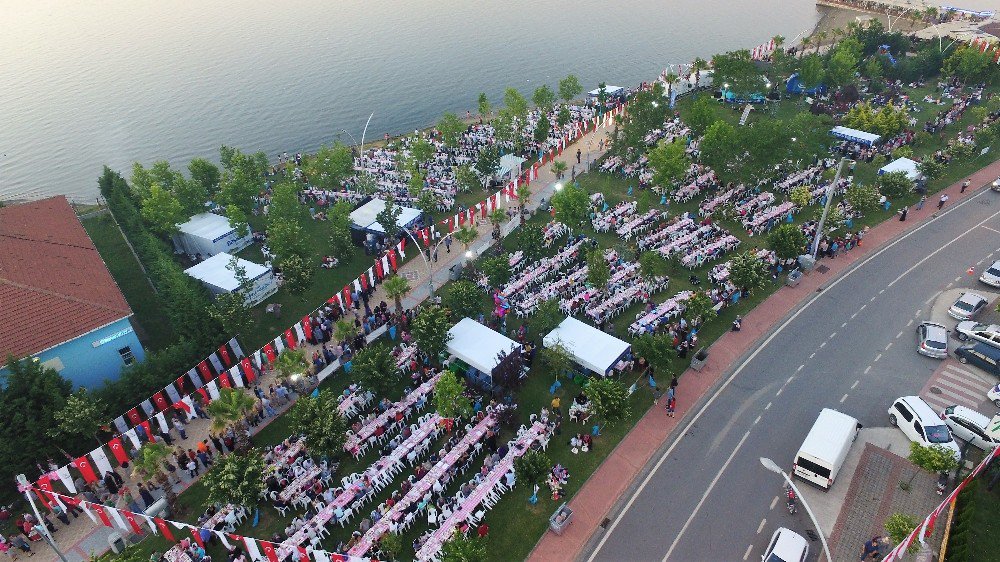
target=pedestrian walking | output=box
[187,459,197,478]
[916,195,926,210]
[444,236,452,253]
[961,178,970,193]
[732,315,742,332]
[666,396,676,417]
[898,206,907,221]
[576,149,581,164]
[938,193,949,210]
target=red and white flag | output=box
[75,456,98,483]
[396,238,406,258]
[154,517,176,541]
[108,437,129,464]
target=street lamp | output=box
[758,458,832,562]
[16,474,69,562]
[554,182,564,192]
[401,229,455,301]
[811,157,854,259]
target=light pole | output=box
[16,474,69,562]
[759,457,832,562]
[401,228,454,300]
[810,157,853,258]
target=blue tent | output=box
[785,73,826,95]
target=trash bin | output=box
[690,348,709,371]
[786,269,803,288]
[549,503,574,535]
[797,254,815,272]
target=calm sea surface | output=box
[0,0,820,202]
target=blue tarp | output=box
[785,73,826,95]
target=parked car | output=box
[993,177,1000,192]
[888,396,961,461]
[916,321,949,358]
[941,405,1000,450]
[947,292,989,320]
[955,321,1000,349]
[955,343,1000,377]
[987,383,1000,408]
[761,527,809,562]
[981,260,1000,288]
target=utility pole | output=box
[811,157,852,258]
[16,474,70,562]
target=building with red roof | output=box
[0,196,145,387]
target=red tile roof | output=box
[0,196,133,358]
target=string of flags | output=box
[751,38,777,61]
[969,37,1000,63]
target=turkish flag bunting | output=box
[240,358,256,383]
[174,376,187,394]
[218,345,232,367]
[374,259,384,280]
[260,540,279,562]
[196,388,210,404]
[36,475,54,507]
[75,456,98,483]
[397,237,405,257]
[154,517,175,542]
[458,211,465,226]
[263,343,277,363]
[360,272,369,290]
[108,437,130,464]
[191,527,205,548]
[300,318,312,342]
[123,511,145,534]
[448,217,455,232]
[297,546,311,562]
[342,287,352,308]
[152,391,169,412]
[126,408,142,425]
[91,503,112,527]
[218,373,232,389]
[481,201,488,218]
[388,250,398,271]
[284,328,296,350]
[490,195,497,212]
[422,228,431,246]
[173,400,191,414]
[139,421,153,441]
[197,360,212,382]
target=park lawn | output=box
[82,214,175,351]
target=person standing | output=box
[916,195,927,210]
[961,178,970,193]
[899,206,908,221]
[576,149,581,164]
[938,193,949,210]
[666,396,676,417]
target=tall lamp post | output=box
[401,228,455,300]
[759,457,832,562]
[810,157,853,258]
[16,474,69,562]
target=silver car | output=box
[981,260,1000,288]
[916,321,949,358]
[955,321,1000,349]
[948,292,989,320]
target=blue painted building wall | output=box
[0,317,145,389]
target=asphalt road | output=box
[586,188,1000,562]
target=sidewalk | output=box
[528,163,1000,562]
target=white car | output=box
[888,396,962,461]
[947,292,989,320]
[955,321,1000,349]
[987,383,1000,408]
[941,405,1000,450]
[981,260,1000,288]
[761,527,809,562]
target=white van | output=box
[793,408,862,489]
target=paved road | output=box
[587,188,1000,562]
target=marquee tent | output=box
[587,85,625,98]
[446,318,522,384]
[878,157,921,181]
[497,154,526,182]
[184,253,277,306]
[830,126,881,147]
[543,317,631,376]
[349,198,422,235]
[172,213,253,257]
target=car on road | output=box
[761,527,809,562]
[954,343,1000,377]
[981,260,1000,288]
[941,405,1000,450]
[947,292,989,320]
[993,177,1000,192]
[888,396,962,461]
[987,384,1000,408]
[955,321,1000,348]
[916,321,949,358]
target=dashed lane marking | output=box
[765,402,772,410]
[757,518,767,534]
[787,376,795,384]
[820,342,827,348]
[915,309,922,317]
[754,415,761,425]
[743,545,753,561]
[907,319,914,327]
[775,387,783,397]
[840,394,849,403]
[897,331,904,339]
[797,365,804,372]
[885,342,893,351]
[769,496,778,511]
[830,332,837,339]
[860,304,867,311]
[852,380,860,389]
[864,366,872,374]
[842,322,847,328]
[875,353,883,362]
[851,311,859,319]
[947,282,954,289]
[809,352,816,359]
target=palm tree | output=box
[516,183,532,216]
[816,31,827,53]
[800,36,811,59]
[334,318,358,343]
[205,388,257,434]
[664,72,678,100]
[550,160,568,179]
[382,274,411,313]
[454,225,478,253]
[487,208,507,227]
[131,442,173,482]
[692,58,709,88]
[273,349,308,381]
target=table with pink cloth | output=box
[337,391,366,419]
[279,466,322,502]
[270,440,305,467]
[742,201,796,232]
[394,344,419,370]
[345,372,442,455]
[348,414,497,557]
[163,546,194,562]
[628,291,693,335]
[638,217,694,250]
[679,234,741,267]
[501,239,586,297]
[592,200,637,232]
[415,422,549,561]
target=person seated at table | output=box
[332,504,346,522]
[309,479,323,498]
[575,392,589,406]
[569,434,583,449]
[345,531,362,550]
[283,522,296,537]
[265,475,281,493]
[272,496,290,512]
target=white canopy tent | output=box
[446,318,522,381]
[497,154,526,182]
[587,85,625,98]
[878,157,922,181]
[543,317,631,376]
[349,198,422,234]
[172,213,253,257]
[184,253,277,306]
[830,126,881,147]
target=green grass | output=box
[947,478,1000,562]
[83,214,174,351]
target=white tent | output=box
[878,157,921,180]
[446,318,522,379]
[587,85,625,98]
[543,317,631,376]
[172,213,253,257]
[830,126,881,147]
[184,253,277,306]
[497,154,526,181]
[349,198,422,234]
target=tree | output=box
[478,254,512,288]
[729,251,769,294]
[173,177,208,218]
[382,274,411,313]
[438,112,467,148]
[825,43,860,88]
[205,388,256,434]
[131,442,174,482]
[327,200,354,260]
[884,513,919,554]
[208,256,254,336]
[908,442,960,474]
[799,54,825,91]
[917,159,943,183]
[846,183,880,215]
[218,146,266,221]
[712,50,760,98]
[334,318,359,343]
[863,57,884,82]
[550,160,567,179]
[586,248,611,291]
[584,377,631,426]
[280,253,314,295]
[503,87,529,119]
[443,280,484,320]
[876,170,913,199]
[532,85,556,110]
[492,347,526,390]
[686,95,716,136]
[516,182,532,213]
[273,349,309,380]
[140,184,185,235]
[539,342,573,378]
[305,142,354,190]
[526,298,561,337]
[648,139,690,189]
[289,389,349,460]
[474,145,501,185]
[455,163,480,194]
[477,93,491,119]
[556,105,572,128]
[516,225,545,261]
[440,535,488,562]
[408,137,436,166]
[768,223,808,261]
[410,305,453,360]
[515,449,552,488]
[631,333,674,376]
[534,113,551,144]
[789,185,812,209]
[551,183,589,226]
[267,183,308,261]
[698,120,740,179]
[433,370,472,420]
[639,251,670,280]
[376,198,403,241]
[944,46,993,83]
[559,75,583,103]
[188,158,221,194]
[204,451,265,508]
[453,225,478,253]
[682,291,717,325]
[49,389,106,443]
[353,344,402,397]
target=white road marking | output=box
[743,545,753,561]
[915,309,922,316]
[775,387,783,397]
[879,289,885,294]
[896,331,904,339]
[797,365,804,372]
[982,225,1000,234]
[819,342,827,348]
[840,394,849,403]
[860,304,867,311]
[864,365,872,374]
[841,322,847,328]
[754,415,761,425]
[852,380,860,389]
[588,191,993,562]
[954,276,962,282]
[871,296,877,302]
[830,332,837,339]
[809,352,816,359]
[885,342,893,351]
[787,376,795,384]
[977,259,985,265]
[887,205,1000,289]
[756,518,767,534]
[875,353,883,362]
[661,430,752,561]
[769,496,779,511]
[946,282,954,288]
[851,311,859,319]
[764,402,772,410]
[907,319,914,327]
